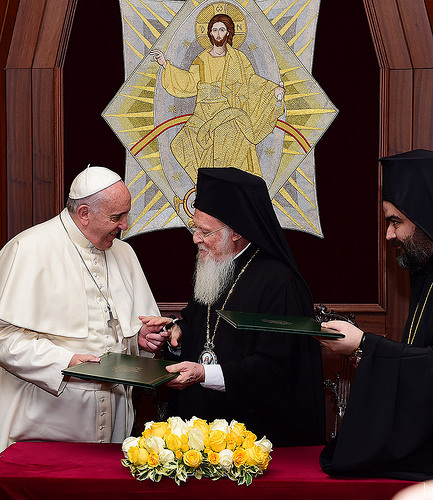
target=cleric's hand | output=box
[317,320,364,355]
[165,361,205,389]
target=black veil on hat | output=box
[381,149,433,240]
[194,167,313,302]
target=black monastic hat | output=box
[381,149,433,240]
[194,167,312,300]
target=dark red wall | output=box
[64,0,379,304]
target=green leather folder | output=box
[216,310,345,338]
[62,352,179,388]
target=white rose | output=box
[144,421,154,431]
[187,416,201,428]
[188,428,205,451]
[159,448,175,465]
[168,416,188,437]
[255,436,273,454]
[210,419,229,433]
[121,436,139,458]
[218,449,233,471]
[229,420,238,430]
[145,435,165,454]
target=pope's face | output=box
[192,209,234,262]
[210,22,228,47]
[85,182,131,250]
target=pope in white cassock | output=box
[0,166,166,452]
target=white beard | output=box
[193,254,235,305]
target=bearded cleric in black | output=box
[320,150,433,481]
[169,167,325,446]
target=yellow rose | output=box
[148,452,160,468]
[127,446,149,466]
[181,434,189,452]
[225,433,236,450]
[230,422,246,446]
[242,431,257,449]
[209,430,226,452]
[150,422,169,439]
[175,450,183,460]
[233,447,247,467]
[142,428,152,438]
[245,445,269,469]
[166,433,182,451]
[138,435,147,449]
[191,418,209,438]
[207,451,219,465]
[183,449,202,468]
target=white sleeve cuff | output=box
[200,364,225,392]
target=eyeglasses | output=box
[191,224,228,239]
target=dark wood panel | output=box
[386,69,413,152]
[6,68,33,237]
[7,0,46,68]
[398,0,433,67]
[32,68,56,224]
[0,0,20,66]
[413,68,433,148]
[33,0,71,68]
[426,0,433,26]
[364,0,411,69]
[0,1,20,247]
[54,67,65,213]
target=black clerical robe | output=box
[320,256,433,481]
[172,245,325,446]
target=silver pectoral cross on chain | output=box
[107,308,119,343]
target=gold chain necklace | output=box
[198,248,259,365]
[407,281,433,345]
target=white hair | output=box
[66,190,107,214]
[193,228,236,305]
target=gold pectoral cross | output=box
[107,310,119,343]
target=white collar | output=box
[234,242,251,260]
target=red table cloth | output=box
[0,442,416,499]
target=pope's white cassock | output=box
[0,207,159,452]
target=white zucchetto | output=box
[69,165,122,200]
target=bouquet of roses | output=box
[121,416,272,486]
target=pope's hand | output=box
[139,315,183,348]
[68,353,100,367]
[165,361,205,389]
[138,322,169,352]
